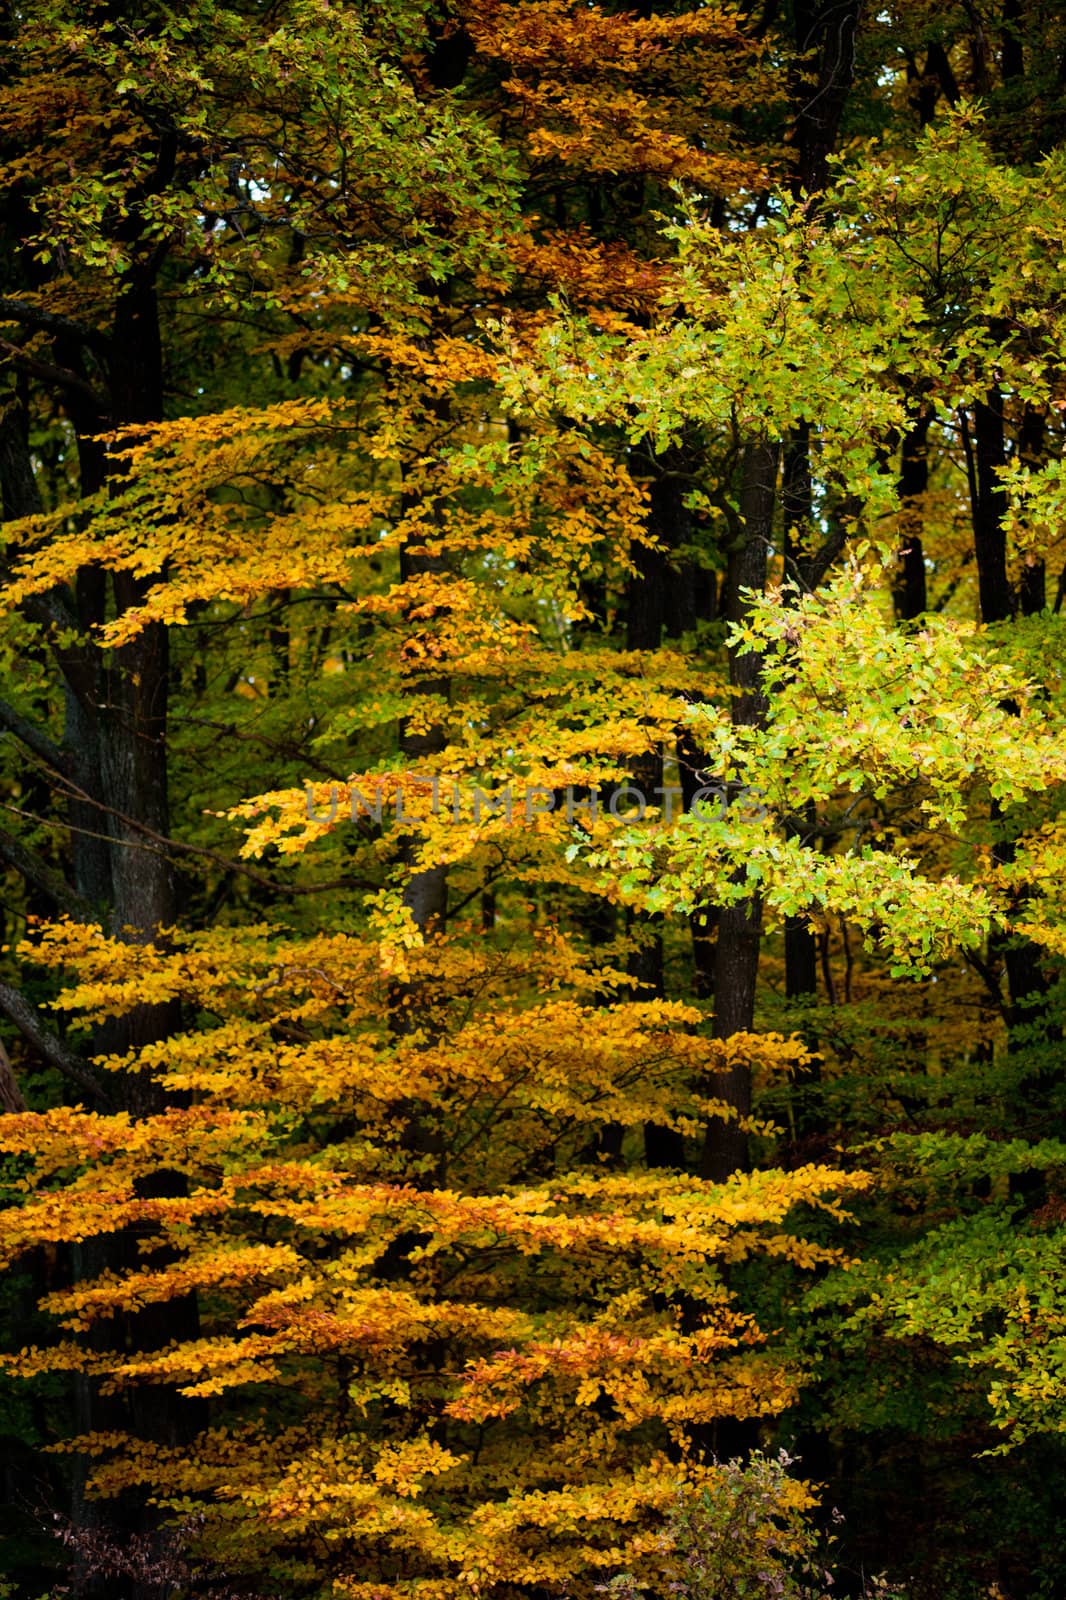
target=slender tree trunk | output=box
[385,474,453,1208]
[701,440,779,1182]
[971,391,1014,624]
[397,538,449,941]
[966,396,1055,1116]
[1017,406,1047,616]
[781,425,820,1006]
[627,450,689,1168]
[895,407,930,620]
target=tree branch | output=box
[0,1038,27,1113]
[0,297,111,356]
[11,783,374,900]
[21,587,82,638]
[962,948,1011,1024]
[0,824,90,916]
[0,341,109,414]
[0,698,69,772]
[0,982,107,1102]
[790,522,850,593]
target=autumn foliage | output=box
[0,2,1064,1599]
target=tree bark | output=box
[971,391,1015,624]
[966,395,1055,1107]
[781,425,820,1006]
[28,264,197,1599]
[701,440,779,1182]
[895,407,930,620]
[627,450,689,1169]
[1017,405,1047,616]
[790,0,864,196]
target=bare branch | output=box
[0,982,107,1102]
[0,697,69,773]
[0,297,111,356]
[962,947,1011,1024]
[0,341,109,414]
[7,786,373,900]
[0,403,82,633]
[802,523,851,592]
[0,823,90,916]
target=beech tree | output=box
[0,3,1064,1599]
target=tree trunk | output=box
[781,425,821,1008]
[966,396,1055,1146]
[971,391,1014,624]
[1017,406,1047,616]
[895,407,930,620]
[701,440,779,1182]
[627,450,689,1169]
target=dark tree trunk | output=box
[966,396,1055,1120]
[626,452,688,1170]
[785,896,819,1000]
[790,0,864,196]
[781,425,820,1007]
[1017,406,1047,616]
[971,391,1015,624]
[895,408,930,620]
[397,542,449,941]
[701,440,779,1182]
[1,268,199,1589]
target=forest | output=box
[0,0,1064,1596]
